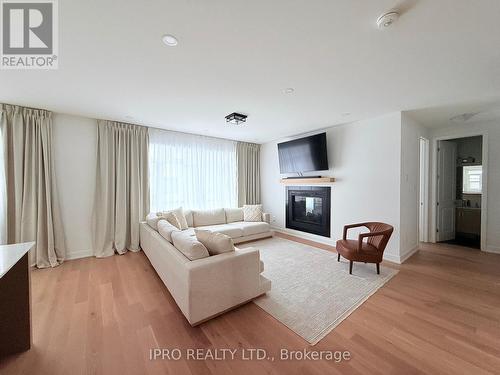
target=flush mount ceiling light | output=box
[225,112,247,125]
[341,112,351,116]
[450,112,480,122]
[284,88,295,94]
[162,34,178,46]
[376,11,400,29]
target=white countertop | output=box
[0,242,35,278]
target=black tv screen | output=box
[278,133,329,173]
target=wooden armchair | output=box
[336,222,394,275]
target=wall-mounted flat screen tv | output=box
[277,132,329,173]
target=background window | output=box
[462,165,482,194]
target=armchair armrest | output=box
[357,231,387,251]
[343,222,368,240]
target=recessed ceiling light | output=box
[162,34,178,46]
[342,112,351,116]
[284,88,295,94]
[125,115,134,120]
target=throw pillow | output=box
[157,207,188,230]
[243,204,263,222]
[194,229,235,255]
[171,207,189,230]
[157,211,182,229]
[157,219,180,243]
[171,231,210,260]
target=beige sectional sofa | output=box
[180,207,273,244]
[139,207,272,325]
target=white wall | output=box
[400,113,429,261]
[429,120,500,253]
[261,112,405,262]
[53,113,97,260]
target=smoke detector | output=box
[376,11,400,29]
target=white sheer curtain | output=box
[149,128,238,212]
[0,112,6,245]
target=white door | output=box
[419,138,429,242]
[437,140,457,242]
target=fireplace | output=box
[286,186,331,237]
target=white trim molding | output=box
[485,245,500,254]
[272,226,416,264]
[271,226,336,247]
[430,131,488,252]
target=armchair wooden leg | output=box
[349,261,353,274]
[337,253,340,262]
[376,263,380,274]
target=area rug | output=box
[239,237,398,345]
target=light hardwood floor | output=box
[1,234,500,375]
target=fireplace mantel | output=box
[280,177,335,185]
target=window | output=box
[149,128,238,212]
[462,165,482,194]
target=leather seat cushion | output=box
[336,240,382,263]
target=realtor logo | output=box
[1,0,58,69]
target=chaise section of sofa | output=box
[139,207,272,325]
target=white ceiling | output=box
[1,0,500,143]
[407,99,500,128]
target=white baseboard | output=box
[399,245,419,263]
[383,246,418,264]
[271,226,336,247]
[484,245,500,254]
[66,249,93,260]
[273,226,418,265]
[382,252,401,264]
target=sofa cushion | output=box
[184,209,193,227]
[195,224,243,239]
[171,231,210,261]
[157,219,180,243]
[182,227,196,237]
[192,208,226,227]
[225,208,244,223]
[195,229,235,255]
[229,221,271,236]
[146,212,160,230]
[243,204,263,222]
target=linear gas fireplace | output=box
[286,186,331,237]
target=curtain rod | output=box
[0,102,51,112]
[1,102,260,145]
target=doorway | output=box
[436,136,484,249]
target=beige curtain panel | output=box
[0,104,66,268]
[237,142,261,206]
[92,120,149,257]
